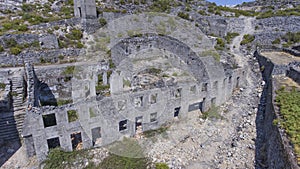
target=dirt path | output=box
[230,17,255,67]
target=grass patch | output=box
[143,125,169,138]
[275,87,300,164]
[97,153,149,169]
[62,66,75,75]
[43,148,89,169]
[156,163,170,169]
[57,99,72,106]
[67,110,78,122]
[201,105,223,120]
[201,49,220,62]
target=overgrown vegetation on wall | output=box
[274,87,300,164]
[0,0,74,35]
[1,38,40,55]
[256,6,300,19]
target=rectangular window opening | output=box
[91,127,102,146]
[150,112,157,122]
[134,96,143,107]
[119,120,128,131]
[67,110,78,122]
[70,132,83,150]
[175,88,182,98]
[47,137,60,150]
[202,83,208,92]
[135,116,143,134]
[43,114,57,128]
[174,107,181,117]
[149,94,157,104]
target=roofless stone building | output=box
[0,0,246,161]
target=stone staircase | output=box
[0,75,27,142]
[0,112,25,141]
[11,76,25,112]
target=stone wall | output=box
[255,51,299,169]
[254,16,300,33]
[0,48,81,67]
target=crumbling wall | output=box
[255,51,299,169]
[0,49,80,67]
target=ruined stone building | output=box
[0,0,246,161]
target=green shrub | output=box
[0,83,6,89]
[21,4,35,12]
[0,45,4,52]
[4,38,17,48]
[2,23,13,30]
[62,66,75,75]
[215,37,225,50]
[156,163,170,169]
[272,38,281,44]
[282,32,300,44]
[149,0,173,12]
[99,18,107,27]
[225,32,239,43]
[66,29,82,40]
[177,12,189,20]
[76,42,84,48]
[9,47,21,55]
[17,24,28,32]
[240,34,255,45]
[57,99,72,106]
[67,110,78,122]
[198,10,207,16]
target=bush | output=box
[0,83,6,89]
[57,99,72,106]
[66,29,83,40]
[282,32,300,44]
[149,0,173,12]
[272,38,281,44]
[156,163,170,169]
[198,10,207,16]
[2,23,13,30]
[215,38,225,50]
[62,66,75,75]
[4,38,17,48]
[240,34,255,45]
[99,18,107,27]
[67,110,78,122]
[17,24,28,32]
[9,47,22,55]
[177,12,189,20]
[225,32,239,43]
[0,45,4,52]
